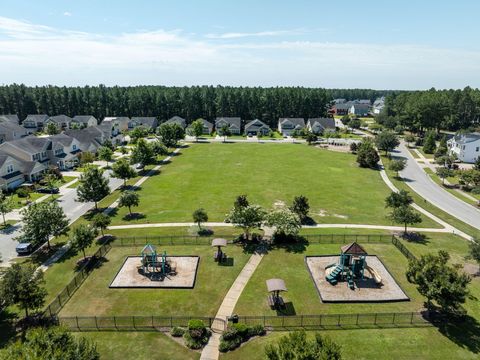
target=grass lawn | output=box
[417,148,435,159]
[58,244,251,317]
[61,175,77,184]
[220,327,479,360]
[107,226,253,239]
[0,220,17,229]
[76,332,199,360]
[8,192,45,209]
[234,243,423,316]
[108,143,435,227]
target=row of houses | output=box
[166,116,336,137]
[0,122,123,191]
[330,97,385,117]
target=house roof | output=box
[350,104,370,111]
[0,136,50,154]
[279,118,305,128]
[103,116,130,123]
[0,121,28,134]
[49,133,75,147]
[215,117,241,129]
[48,115,73,124]
[453,132,480,144]
[65,127,104,149]
[72,115,97,124]
[195,118,213,129]
[24,114,49,123]
[340,242,368,255]
[164,116,187,128]
[131,117,157,128]
[245,119,270,130]
[0,115,20,124]
[333,103,351,110]
[307,117,336,130]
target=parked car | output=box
[16,242,33,255]
[36,187,59,194]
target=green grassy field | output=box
[59,244,251,317]
[234,243,422,316]
[108,143,437,227]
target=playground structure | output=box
[325,242,382,290]
[212,238,227,262]
[138,244,176,281]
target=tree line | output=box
[383,87,480,132]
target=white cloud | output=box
[63,12,72,17]
[205,29,305,39]
[0,16,478,89]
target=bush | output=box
[219,324,266,352]
[183,319,211,349]
[16,187,31,198]
[471,187,480,195]
[188,319,205,334]
[170,326,185,337]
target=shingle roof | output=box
[453,133,480,144]
[215,117,241,129]
[49,133,75,147]
[0,121,28,134]
[72,115,97,124]
[0,136,50,153]
[164,116,187,128]
[48,115,73,124]
[279,118,305,128]
[0,114,20,124]
[341,242,368,255]
[245,119,270,130]
[131,117,157,129]
[307,117,336,131]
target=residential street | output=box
[0,171,123,265]
[395,141,480,230]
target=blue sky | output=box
[0,0,479,89]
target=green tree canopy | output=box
[0,263,47,317]
[436,167,454,185]
[97,146,114,167]
[423,131,437,154]
[77,166,111,209]
[219,124,231,142]
[0,326,99,360]
[0,190,13,226]
[375,130,400,155]
[290,195,310,223]
[466,238,480,266]
[157,123,185,147]
[193,208,208,229]
[388,159,406,178]
[111,158,136,188]
[91,213,111,237]
[265,208,302,237]
[385,190,413,208]
[188,119,205,141]
[389,205,422,233]
[17,200,69,249]
[406,250,471,313]
[130,138,155,167]
[72,224,98,260]
[118,191,140,215]
[225,203,265,240]
[356,138,379,169]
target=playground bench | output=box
[267,295,285,308]
[214,251,227,262]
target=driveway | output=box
[395,141,480,230]
[0,170,123,264]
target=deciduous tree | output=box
[193,208,208,229]
[91,213,111,237]
[225,203,265,240]
[118,191,140,216]
[72,224,98,260]
[389,205,422,233]
[77,166,111,210]
[111,158,136,188]
[290,195,310,223]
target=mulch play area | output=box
[306,255,409,303]
[110,256,200,288]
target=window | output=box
[55,148,63,155]
[476,147,479,152]
[6,164,14,174]
[41,151,47,158]
[73,144,77,150]
[32,153,40,161]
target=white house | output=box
[447,133,480,163]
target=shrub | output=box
[183,319,211,349]
[219,324,266,352]
[171,326,185,337]
[471,187,480,195]
[16,187,31,198]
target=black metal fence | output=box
[58,315,221,331]
[236,311,444,330]
[43,243,112,317]
[110,233,395,247]
[391,237,418,261]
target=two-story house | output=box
[277,118,305,136]
[447,133,480,163]
[244,119,271,136]
[164,116,187,129]
[23,114,49,133]
[306,118,336,135]
[71,115,98,129]
[103,117,130,133]
[0,121,28,143]
[0,154,28,190]
[48,134,82,170]
[45,115,73,130]
[130,117,158,132]
[215,117,242,135]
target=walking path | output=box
[200,251,264,360]
[108,221,450,234]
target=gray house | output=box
[349,104,370,116]
[188,118,213,135]
[278,118,305,136]
[45,115,73,130]
[164,116,187,129]
[48,134,81,170]
[23,114,49,133]
[244,119,271,136]
[72,115,98,128]
[130,117,158,131]
[0,115,20,124]
[0,121,28,143]
[215,117,242,135]
[306,118,336,135]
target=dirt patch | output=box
[464,263,480,277]
[274,200,286,208]
[332,214,348,219]
[318,209,327,217]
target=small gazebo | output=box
[266,278,287,308]
[212,238,227,262]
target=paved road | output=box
[395,141,480,231]
[0,171,123,264]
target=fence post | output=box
[152,316,154,328]
[356,313,359,325]
[300,315,303,327]
[263,316,265,327]
[133,316,136,330]
[319,315,322,327]
[392,313,396,324]
[114,316,117,330]
[95,316,98,330]
[410,312,414,324]
[374,313,377,325]
[337,314,340,326]
[76,316,79,330]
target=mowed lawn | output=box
[59,244,251,317]
[109,143,437,227]
[234,243,424,316]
